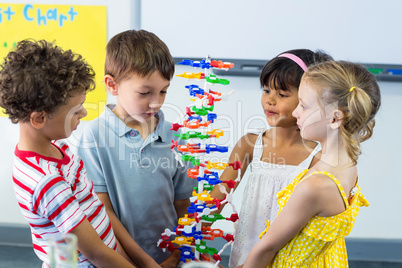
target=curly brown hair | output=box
[0,39,95,123]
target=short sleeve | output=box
[77,126,108,193]
[172,159,197,200]
[171,134,197,200]
[32,175,86,234]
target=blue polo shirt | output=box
[77,104,196,263]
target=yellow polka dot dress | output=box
[260,170,369,267]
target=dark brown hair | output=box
[105,29,175,83]
[260,49,333,91]
[0,39,95,123]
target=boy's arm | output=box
[70,218,136,268]
[97,192,161,268]
[173,198,191,219]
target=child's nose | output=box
[80,108,88,119]
[292,106,299,118]
[149,102,162,110]
[265,94,276,105]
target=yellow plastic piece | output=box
[206,161,228,170]
[193,190,213,202]
[176,72,204,79]
[172,236,193,245]
[207,129,224,138]
[178,214,195,226]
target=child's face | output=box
[261,85,299,128]
[112,71,169,124]
[292,80,329,141]
[45,92,87,140]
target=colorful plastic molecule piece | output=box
[177,72,205,79]
[171,123,184,131]
[179,246,195,262]
[193,190,213,202]
[206,144,228,153]
[187,202,213,214]
[195,241,219,255]
[181,155,200,166]
[172,236,193,246]
[174,131,202,140]
[205,75,230,85]
[192,105,214,116]
[185,84,205,97]
[178,214,196,225]
[210,60,234,69]
[177,59,212,69]
[206,129,224,138]
[183,119,212,129]
[207,113,217,123]
[201,213,226,222]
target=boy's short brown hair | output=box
[105,29,175,83]
[0,39,95,123]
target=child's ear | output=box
[330,110,344,130]
[104,75,118,96]
[30,111,46,129]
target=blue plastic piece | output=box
[207,113,217,123]
[197,172,222,185]
[188,115,203,122]
[179,246,195,262]
[206,144,228,153]
[177,59,212,69]
[387,69,402,75]
[185,84,205,97]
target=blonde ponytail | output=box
[303,61,381,165]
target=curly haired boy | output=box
[0,39,136,268]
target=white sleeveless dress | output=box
[229,130,321,268]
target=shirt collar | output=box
[102,104,168,142]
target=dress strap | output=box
[301,171,350,208]
[252,129,265,160]
[298,143,321,168]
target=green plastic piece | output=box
[205,75,230,85]
[367,68,383,74]
[201,213,225,222]
[194,185,214,191]
[195,241,218,255]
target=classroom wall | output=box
[1,1,401,242]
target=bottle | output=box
[48,233,78,268]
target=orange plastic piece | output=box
[210,60,234,69]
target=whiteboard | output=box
[142,0,402,64]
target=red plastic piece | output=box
[229,161,241,170]
[227,213,239,222]
[223,234,234,242]
[213,254,221,262]
[171,123,184,131]
[222,180,236,189]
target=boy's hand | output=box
[159,249,180,268]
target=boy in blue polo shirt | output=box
[77,29,195,267]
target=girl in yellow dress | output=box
[240,60,381,268]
